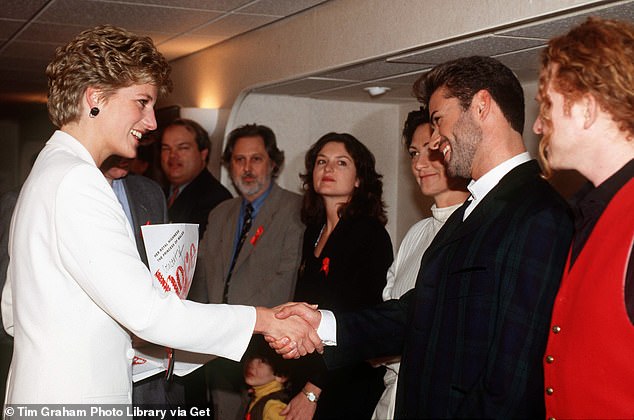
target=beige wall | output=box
[163,0,597,246]
[226,93,404,247]
[165,0,599,110]
[215,78,548,247]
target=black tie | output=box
[223,203,253,303]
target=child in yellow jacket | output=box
[243,337,291,420]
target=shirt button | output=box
[126,348,135,360]
[546,387,554,395]
[545,355,554,363]
[552,325,561,333]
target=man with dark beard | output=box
[190,124,304,420]
[274,56,574,418]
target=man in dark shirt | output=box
[568,163,634,308]
[533,17,634,419]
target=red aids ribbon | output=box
[250,226,264,246]
[321,257,330,276]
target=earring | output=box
[89,107,100,118]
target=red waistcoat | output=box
[544,178,634,419]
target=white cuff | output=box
[317,309,337,346]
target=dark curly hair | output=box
[413,55,524,135]
[402,108,430,150]
[300,132,387,226]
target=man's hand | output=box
[275,302,322,328]
[264,302,323,358]
[254,306,323,358]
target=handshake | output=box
[254,302,324,359]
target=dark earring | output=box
[89,107,100,118]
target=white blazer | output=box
[1,131,255,404]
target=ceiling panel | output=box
[389,35,546,65]
[16,22,93,43]
[494,46,547,81]
[192,13,279,38]
[499,0,634,38]
[239,0,327,16]
[320,61,430,82]
[1,0,633,105]
[256,0,634,104]
[2,0,50,20]
[36,0,223,33]
[2,40,59,60]
[0,0,330,103]
[255,77,355,95]
[376,70,430,85]
[120,0,252,11]
[0,20,26,40]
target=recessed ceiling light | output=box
[364,86,391,97]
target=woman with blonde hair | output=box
[1,24,318,404]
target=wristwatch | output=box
[302,389,319,402]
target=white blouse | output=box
[373,202,463,420]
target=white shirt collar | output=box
[463,151,532,220]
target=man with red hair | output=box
[533,17,634,419]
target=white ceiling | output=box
[1,0,633,106]
[254,0,634,103]
[0,0,328,103]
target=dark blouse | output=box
[292,215,393,419]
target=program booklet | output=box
[132,223,214,382]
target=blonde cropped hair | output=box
[46,25,172,127]
[538,17,634,177]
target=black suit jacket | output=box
[166,168,231,239]
[294,216,393,419]
[326,160,573,419]
[122,174,168,267]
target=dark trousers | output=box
[133,367,210,419]
[0,339,12,406]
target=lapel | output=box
[123,178,141,233]
[425,160,540,256]
[232,184,282,272]
[222,198,242,275]
[168,169,206,217]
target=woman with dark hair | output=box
[283,133,393,419]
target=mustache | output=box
[241,172,256,180]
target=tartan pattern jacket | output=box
[326,160,573,419]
